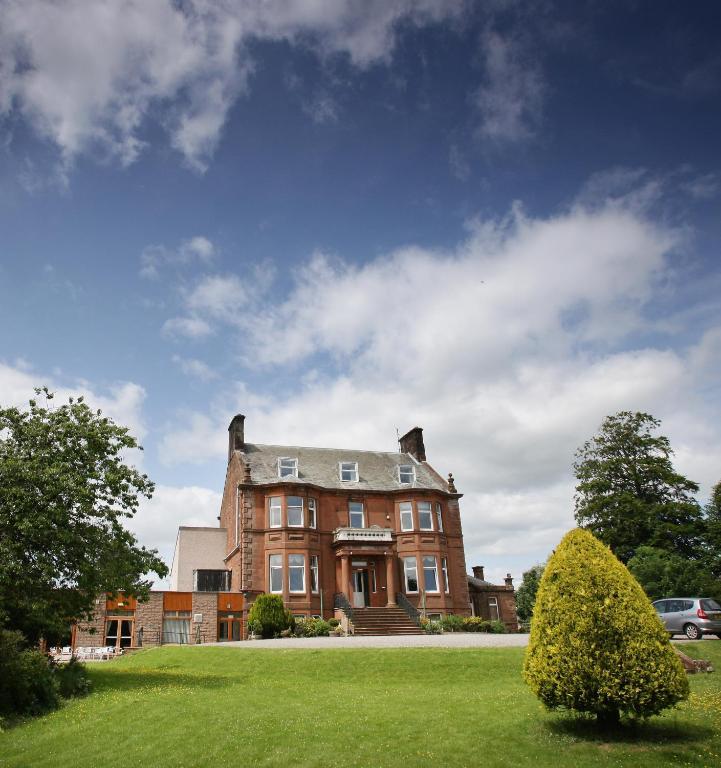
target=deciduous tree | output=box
[0,389,167,643]
[573,411,704,563]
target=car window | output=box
[668,600,683,612]
[654,601,667,614]
[683,600,694,611]
[701,599,721,611]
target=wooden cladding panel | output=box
[106,594,138,611]
[163,592,192,611]
[217,593,244,612]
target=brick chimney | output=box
[472,565,485,581]
[504,573,514,588]
[228,414,245,461]
[399,426,426,462]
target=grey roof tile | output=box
[239,443,448,492]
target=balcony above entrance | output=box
[333,526,393,544]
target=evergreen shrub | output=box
[0,630,59,719]
[247,594,294,638]
[523,528,689,725]
[54,656,90,698]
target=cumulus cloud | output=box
[162,315,213,340]
[152,192,721,577]
[473,27,545,143]
[127,484,223,587]
[0,0,463,172]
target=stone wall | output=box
[74,597,106,647]
[135,592,164,647]
[192,592,218,644]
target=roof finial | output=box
[447,472,457,493]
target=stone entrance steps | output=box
[351,606,423,636]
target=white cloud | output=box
[128,484,223,587]
[0,0,463,172]
[161,315,213,340]
[473,28,545,143]
[140,235,215,279]
[153,193,721,578]
[172,355,218,382]
[185,273,246,318]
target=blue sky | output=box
[1,1,720,587]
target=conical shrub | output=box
[523,528,688,724]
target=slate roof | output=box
[239,443,449,492]
[467,576,512,591]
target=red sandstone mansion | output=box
[74,416,520,649]
[219,415,471,622]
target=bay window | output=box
[308,498,317,528]
[287,496,304,527]
[442,557,450,594]
[399,501,413,531]
[289,554,306,593]
[269,554,283,593]
[310,555,319,593]
[418,501,433,531]
[269,497,282,528]
[403,557,419,592]
[435,502,443,532]
[423,555,439,592]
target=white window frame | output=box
[348,501,364,528]
[288,554,306,594]
[403,557,419,593]
[278,457,298,478]
[423,555,439,593]
[269,496,282,528]
[399,501,413,532]
[308,498,317,529]
[287,496,304,527]
[398,464,415,484]
[488,596,499,621]
[339,461,359,482]
[269,554,283,593]
[310,555,319,593]
[435,502,443,533]
[417,501,434,531]
[442,557,450,594]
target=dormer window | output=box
[339,461,359,482]
[278,457,298,478]
[398,464,415,484]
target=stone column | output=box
[341,554,350,600]
[385,553,397,606]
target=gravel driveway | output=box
[203,633,531,649]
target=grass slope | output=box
[1,643,720,767]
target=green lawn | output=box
[1,642,720,767]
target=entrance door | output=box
[352,570,370,608]
[218,616,242,642]
[105,618,134,650]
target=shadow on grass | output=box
[546,713,715,745]
[89,668,232,694]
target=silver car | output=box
[652,597,721,640]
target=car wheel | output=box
[683,623,701,640]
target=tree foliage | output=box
[574,411,704,563]
[627,546,721,602]
[0,389,167,642]
[515,563,545,624]
[705,480,721,579]
[524,528,688,725]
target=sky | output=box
[1,0,720,588]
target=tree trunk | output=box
[597,709,621,728]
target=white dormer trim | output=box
[339,461,359,482]
[278,457,298,478]
[398,464,415,484]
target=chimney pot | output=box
[399,426,426,462]
[504,573,514,588]
[228,414,245,461]
[472,565,485,581]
